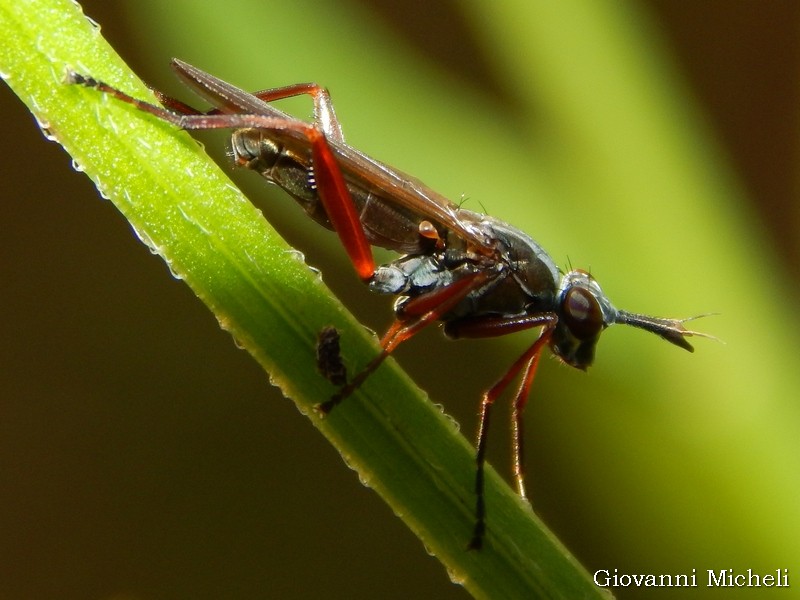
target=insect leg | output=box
[158,80,345,141]
[446,313,556,549]
[510,331,550,502]
[244,83,344,143]
[67,72,375,281]
[151,90,205,115]
[170,59,344,142]
[473,327,553,549]
[317,271,493,414]
[304,127,375,280]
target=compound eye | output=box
[562,287,604,340]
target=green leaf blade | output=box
[1,1,606,598]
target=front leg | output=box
[445,312,557,549]
[318,270,495,414]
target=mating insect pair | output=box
[68,60,707,549]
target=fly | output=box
[67,60,709,549]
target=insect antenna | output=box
[614,311,718,351]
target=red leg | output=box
[305,128,374,280]
[149,89,204,115]
[511,332,549,501]
[246,83,344,143]
[448,314,556,550]
[469,326,554,549]
[317,271,493,414]
[158,82,345,141]
[385,271,492,347]
[170,59,344,141]
[167,61,370,274]
[68,72,374,281]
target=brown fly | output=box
[67,60,709,548]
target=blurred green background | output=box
[2,1,799,598]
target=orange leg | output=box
[445,313,557,549]
[68,71,374,281]
[316,271,493,414]
[468,325,554,549]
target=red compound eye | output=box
[562,286,603,340]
